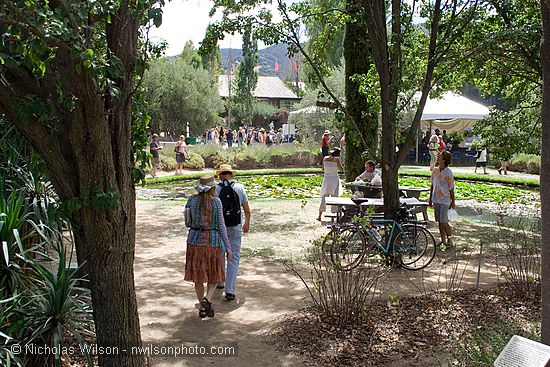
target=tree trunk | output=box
[540,0,550,345]
[0,2,146,364]
[343,0,379,181]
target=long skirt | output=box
[319,173,342,212]
[184,245,225,284]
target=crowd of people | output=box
[202,125,301,147]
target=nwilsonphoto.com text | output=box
[11,342,238,358]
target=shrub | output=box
[184,152,205,170]
[189,143,320,169]
[285,237,387,326]
[493,218,541,291]
[509,154,540,174]
[159,153,177,171]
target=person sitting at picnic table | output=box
[317,147,344,221]
[355,160,380,182]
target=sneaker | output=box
[216,283,225,289]
[225,293,236,301]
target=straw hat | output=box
[216,164,236,176]
[195,174,216,193]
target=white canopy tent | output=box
[420,92,490,134]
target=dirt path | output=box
[134,200,317,367]
[134,199,505,367]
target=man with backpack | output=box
[215,164,251,301]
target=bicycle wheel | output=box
[329,226,367,271]
[393,224,436,270]
[321,226,343,263]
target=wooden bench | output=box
[323,213,339,223]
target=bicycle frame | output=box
[364,218,413,257]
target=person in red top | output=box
[321,130,332,159]
[436,129,446,154]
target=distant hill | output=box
[220,43,299,80]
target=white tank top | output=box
[323,160,339,175]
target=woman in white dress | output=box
[317,147,344,221]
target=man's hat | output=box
[324,130,331,135]
[216,164,236,176]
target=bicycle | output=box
[322,206,437,271]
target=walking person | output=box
[429,151,456,247]
[215,164,251,301]
[174,135,187,175]
[474,146,489,174]
[427,129,440,171]
[149,133,162,177]
[226,129,234,148]
[317,147,344,221]
[184,175,232,318]
[498,156,509,175]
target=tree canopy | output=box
[460,0,542,157]
[143,56,224,136]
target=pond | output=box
[136,175,541,228]
[455,199,541,229]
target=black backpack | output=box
[218,180,241,227]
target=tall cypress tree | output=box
[235,24,259,127]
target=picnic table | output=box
[324,196,429,223]
[346,183,429,200]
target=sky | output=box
[147,0,228,57]
[147,0,302,57]
[148,0,267,57]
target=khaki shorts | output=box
[433,203,449,223]
[152,157,161,169]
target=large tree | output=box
[303,0,380,180]
[0,1,162,365]
[343,0,379,180]
[540,0,550,345]
[358,0,478,214]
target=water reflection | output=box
[456,205,540,229]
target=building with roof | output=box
[218,75,301,110]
